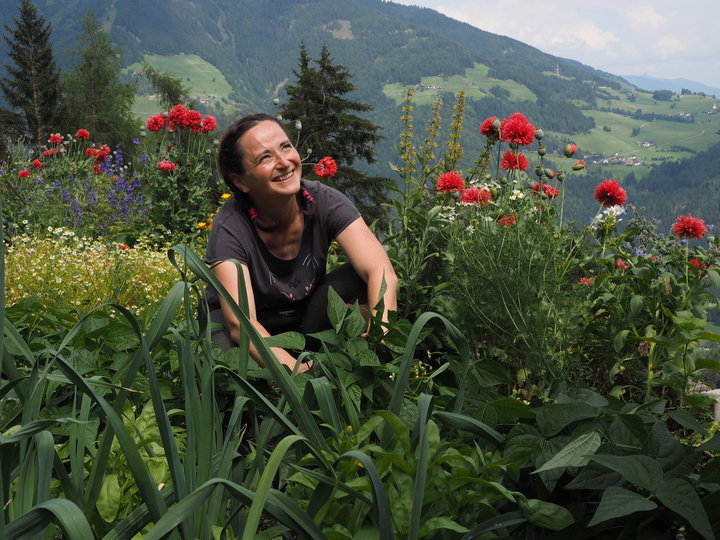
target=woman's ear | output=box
[229,173,250,193]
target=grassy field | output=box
[127,54,234,118]
[382,63,537,106]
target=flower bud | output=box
[564,143,578,158]
[544,169,556,179]
[492,118,501,130]
[295,120,303,131]
[276,114,283,121]
[572,160,586,171]
[272,97,280,105]
[537,147,546,157]
[535,128,544,141]
[557,172,565,182]
[534,165,544,177]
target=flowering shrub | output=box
[136,104,221,239]
[1,130,148,241]
[4,227,177,315]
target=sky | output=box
[390,0,720,90]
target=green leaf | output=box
[263,331,305,350]
[613,329,630,352]
[343,305,367,337]
[533,431,601,474]
[418,516,469,536]
[629,294,644,318]
[655,478,716,540]
[5,498,94,539]
[97,473,121,523]
[534,402,599,437]
[587,486,657,527]
[668,409,706,434]
[589,454,663,491]
[327,286,347,332]
[518,497,574,531]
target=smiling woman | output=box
[204,113,398,374]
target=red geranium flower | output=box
[500,113,535,146]
[593,179,627,207]
[32,159,43,169]
[672,214,707,240]
[480,116,499,139]
[459,186,492,205]
[531,182,560,199]
[76,128,90,140]
[201,115,217,133]
[18,168,30,178]
[436,171,465,193]
[498,213,516,227]
[48,134,62,144]
[157,160,177,172]
[501,150,529,171]
[314,156,337,178]
[146,114,166,132]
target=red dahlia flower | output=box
[672,214,707,240]
[146,114,166,132]
[531,182,560,199]
[436,171,465,193]
[49,134,63,144]
[157,160,177,172]
[314,156,337,178]
[167,104,189,128]
[593,179,627,207]
[76,128,90,140]
[185,109,203,132]
[500,113,535,146]
[501,150,529,171]
[201,115,217,133]
[480,116,500,139]
[459,186,492,205]
[498,213,516,227]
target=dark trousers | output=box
[210,262,366,351]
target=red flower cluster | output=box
[593,179,627,207]
[157,160,177,172]
[459,186,492,205]
[436,171,465,193]
[615,259,628,271]
[86,145,111,162]
[480,116,500,139]
[160,104,217,133]
[500,113,535,146]
[314,156,337,178]
[32,159,43,169]
[18,168,30,178]
[689,258,708,270]
[531,182,560,199]
[578,277,595,286]
[501,150,529,171]
[672,214,707,240]
[498,213,516,227]
[49,134,63,144]
[76,129,90,140]
[41,146,63,157]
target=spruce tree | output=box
[281,43,387,222]
[62,12,137,147]
[0,0,65,148]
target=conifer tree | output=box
[62,12,137,147]
[0,0,65,147]
[280,43,387,222]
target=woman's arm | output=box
[336,217,398,328]
[212,260,310,373]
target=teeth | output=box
[277,171,294,181]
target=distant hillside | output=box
[622,74,720,97]
[1,0,718,225]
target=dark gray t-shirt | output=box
[204,180,361,333]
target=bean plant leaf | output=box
[533,431,601,474]
[263,331,305,350]
[668,409,706,434]
[534,402,599,437]
[655,478,716,540]
[613,329,630,352]
[517,497,574,531]
[326,286,347,332]
[589,454,663,491]
[587,486,657,527]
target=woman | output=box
[205,113,397,373]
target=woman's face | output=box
[231,120,302,202]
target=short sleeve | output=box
[204,200,251,266]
